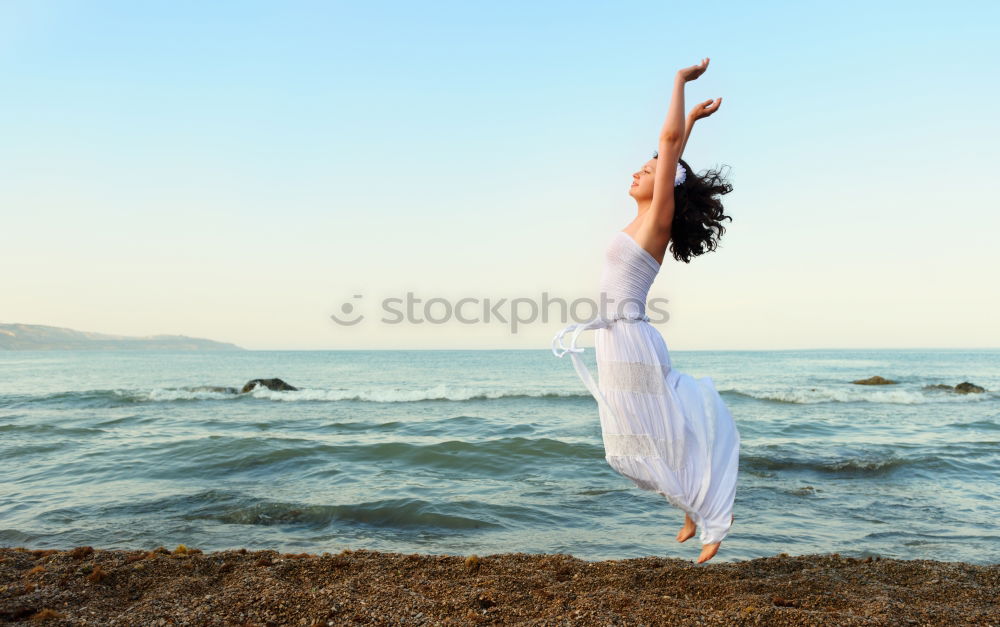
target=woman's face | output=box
[629,158,656,201]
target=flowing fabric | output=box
[552,231,740,545]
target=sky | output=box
[1,0,998,350]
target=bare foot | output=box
[694,514,734,564]
[675,513,696,543]
[696,541,720,563]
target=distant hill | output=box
[0,323,244,351]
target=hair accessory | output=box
[652,150,687,187]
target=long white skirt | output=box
[555,316,740,545]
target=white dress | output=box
[552,230,740,545]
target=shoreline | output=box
[2,546,997,625]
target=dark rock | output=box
[852,376,897,385]
[923,382,986,394]
[241,378,299,393]
[954,381,985,394]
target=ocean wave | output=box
[743,454,917,475]
[144,435,604,477]
[722,386,996,405]
[9,382,994,407]
[947,419,1000,430]
[5,386,590,406]
[0,423,106,436]
[172,492,507,531]
[242,385,587,403]
[143,388,239,402]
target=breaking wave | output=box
[5,385,591,406]
[721,386,995,405]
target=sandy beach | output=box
[1,546,996,625]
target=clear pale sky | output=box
[2,1,998,350]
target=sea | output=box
[1,348,997,565]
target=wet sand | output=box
[1,546,997,625]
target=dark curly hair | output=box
[653,152,733,263]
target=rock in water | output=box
[954,381,985,394]
[241,378,299,393]
[851,376,897,385]
[924,382,987,394]
[923,384,953,391]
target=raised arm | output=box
[681,97,723,157]
[648,77,687,232]
[649,58,710,233]
[680,117,695,158]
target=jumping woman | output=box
[552,57,739,564]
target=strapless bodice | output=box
[598,231,661,319]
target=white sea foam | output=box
[246,385,582,403]
[722,386,994,405]
[142,388,239,402]
[101,384,997,405]
[126,386,586,403]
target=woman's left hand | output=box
[677,58,709,82]
[689,97,722,121]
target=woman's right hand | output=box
[677,57,709,82]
